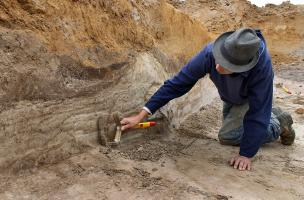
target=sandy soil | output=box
[1,57,303,199]
[0,0,304,199]
[1,78,303,199]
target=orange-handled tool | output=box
[134,121,156,129]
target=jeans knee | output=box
[218,136,240,146]
[218,128,243,146]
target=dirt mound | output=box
[168,0,304,65]
[0,0,154,51]
[120,139,186,162]
[0,0,213,173]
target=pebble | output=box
[295,108,304,114]
[152,168,158,172]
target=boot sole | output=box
[280,113,295,145]
[281,127,295,145]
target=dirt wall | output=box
[1,0,303,174]
[168,0,304,64]
[0,0,213,173]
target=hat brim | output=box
[212,31,259,73]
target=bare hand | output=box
[229,155,251,171]
[120,109,149,131]
[120,115,142,131]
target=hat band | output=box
[220,45,252,65]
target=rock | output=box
[295,108,304,114]
[17,0,47,14]
[275,83,283,88]
[152,168,158,172]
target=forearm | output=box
[239,127,265,158]
[241,103,272,158]
[144,69,199,114]
[241,58,273,157]
[144,82,193,114]
[145,44,212,114]
[137,109,149,121]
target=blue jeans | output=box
[218,102,281,145]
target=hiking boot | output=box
[275,110,295,145]
[272,107,283,116]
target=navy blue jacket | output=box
[144,30,274,158]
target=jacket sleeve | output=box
[144,44,213,114]
[239,58,274,158]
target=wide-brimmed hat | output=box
[212,28,261,73]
